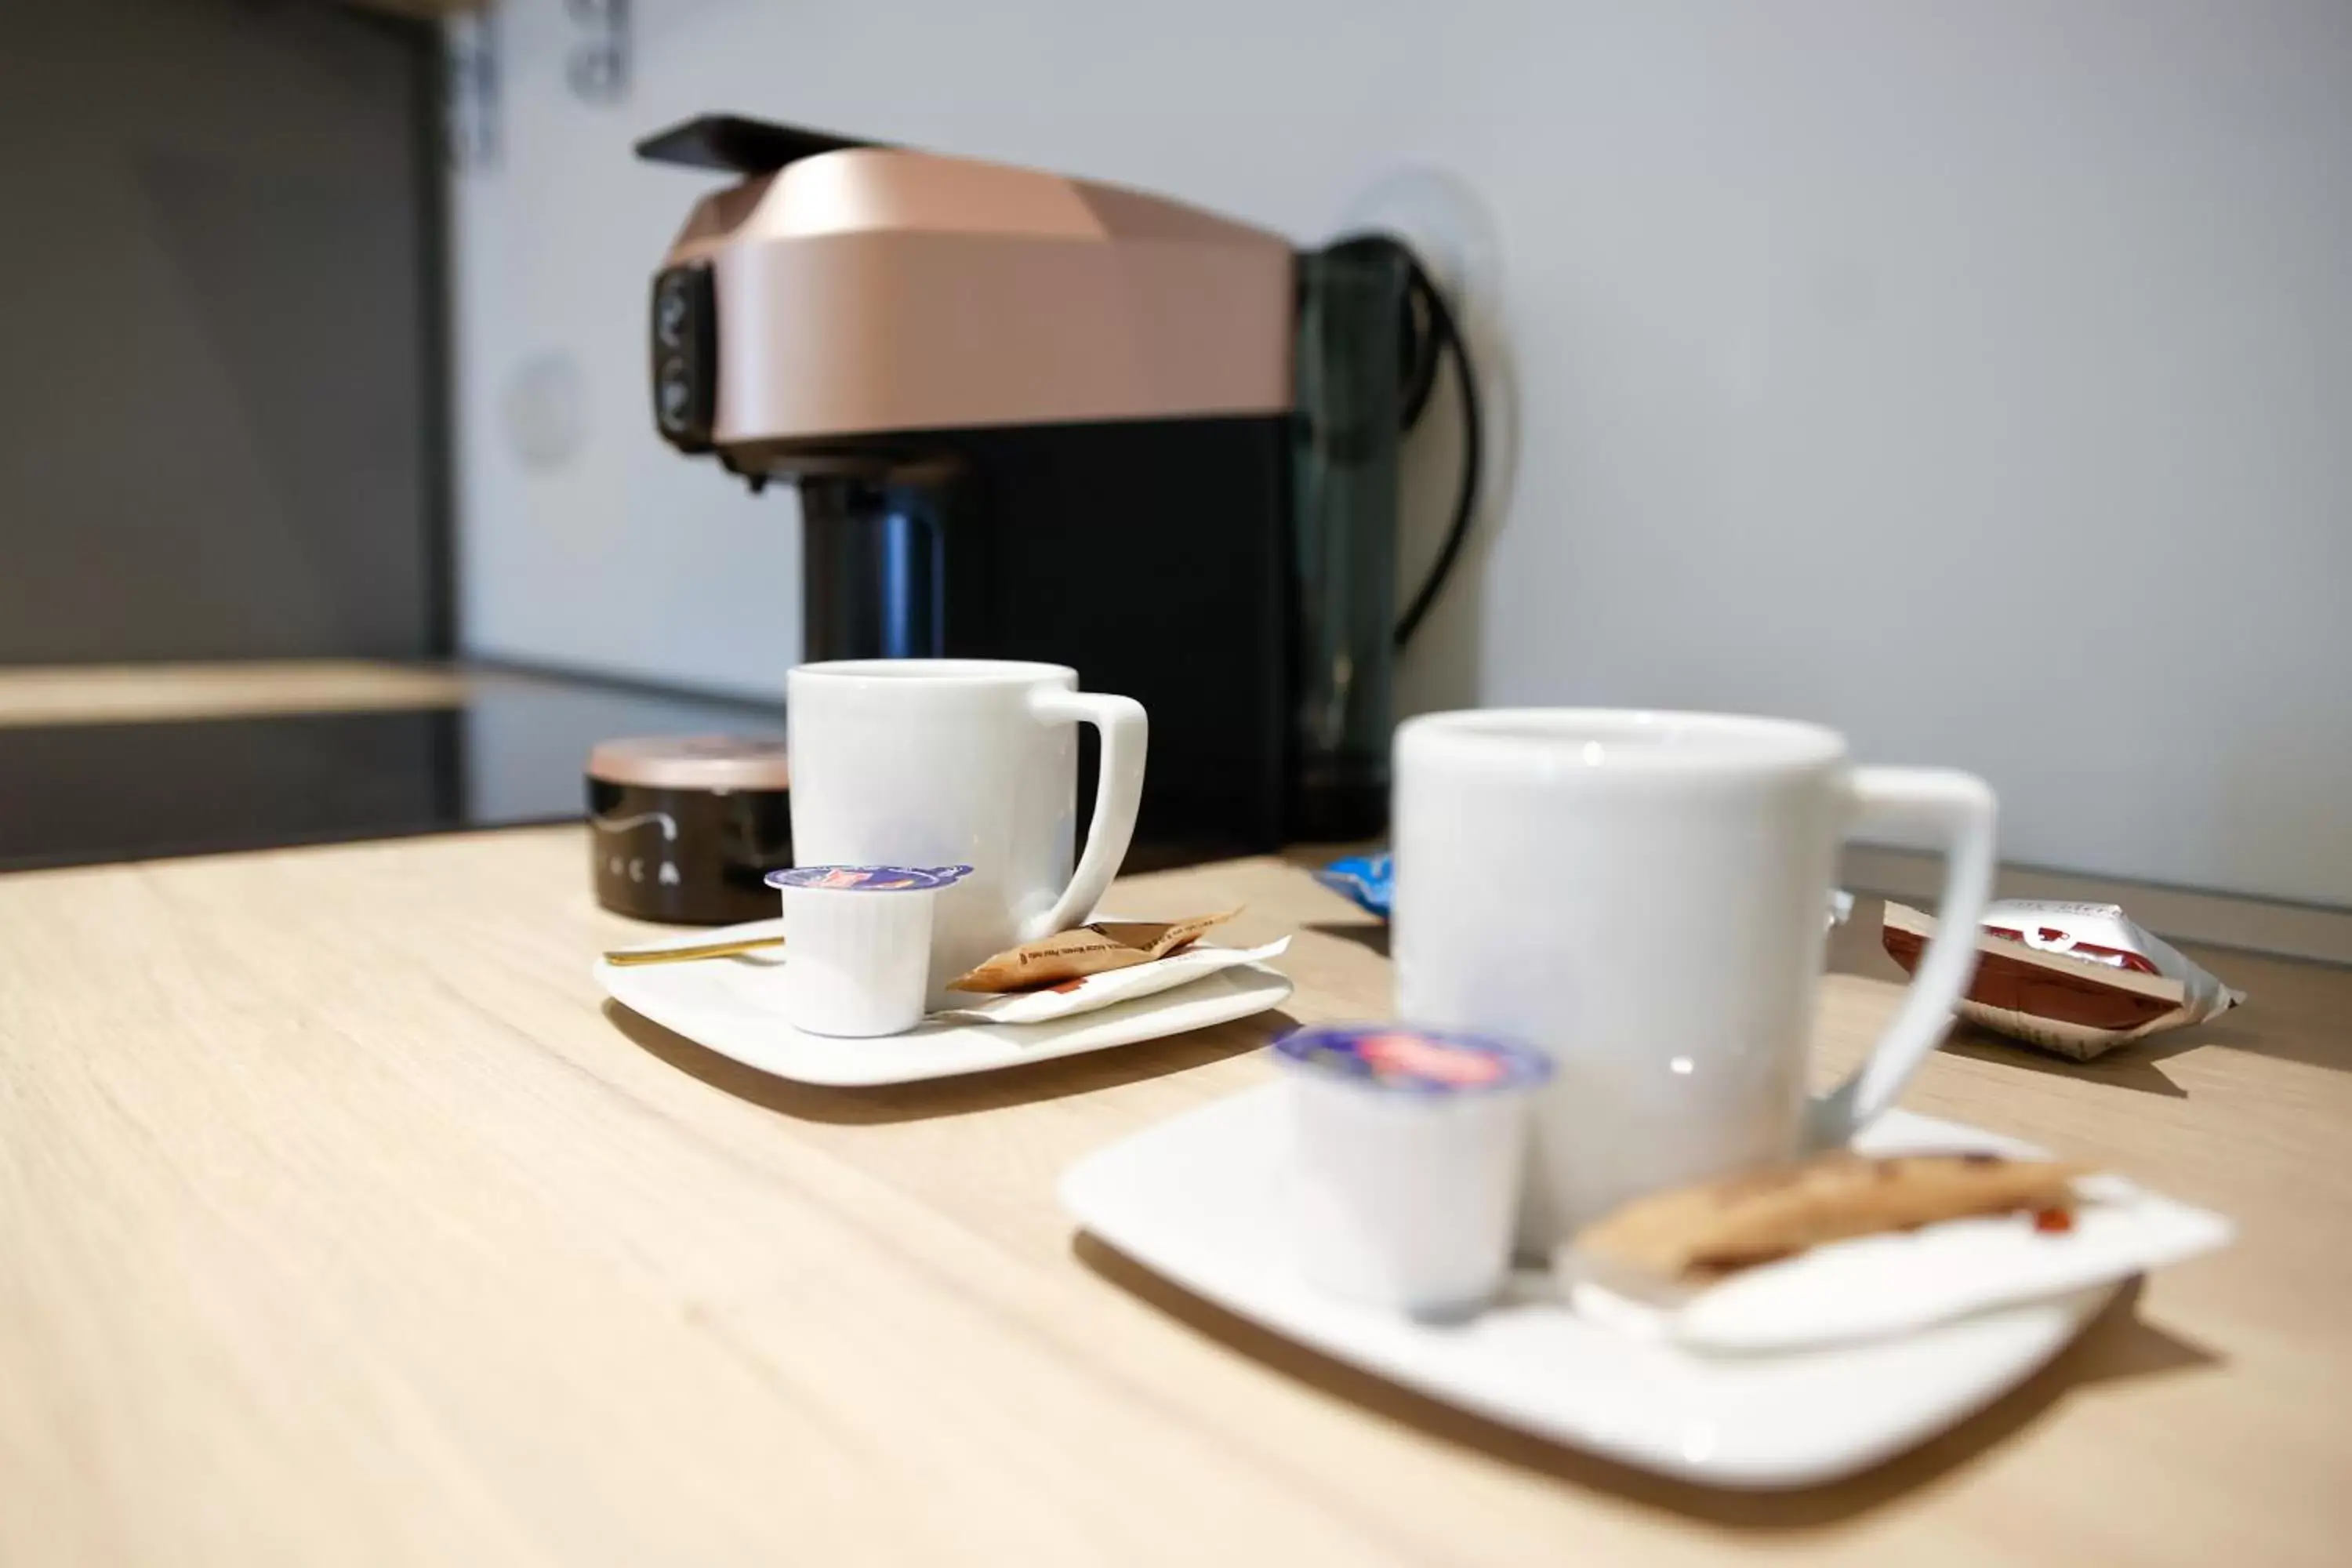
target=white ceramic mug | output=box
[1392,709,1995,1253]
[786,659,1147,1000]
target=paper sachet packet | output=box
[947,908,1241,992]
[1882,898,2243,1061]
[935,908,1283,1025]
[1557,1145,2232,1353]
[934,937,1290,1025]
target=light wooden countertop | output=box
[3,827,2347,1566]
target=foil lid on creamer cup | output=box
[1273,1023,1553,1095]
[1882,898,2244,1062]
[766,865,972,893]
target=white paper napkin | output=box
[1560,1174,2233,1354]
[931,938,1290,1025]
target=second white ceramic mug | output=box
[787,659,1147,1001]
[1392,708,1994,1254]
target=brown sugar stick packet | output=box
[947,908,1242,993]
[1575,1151,2091,1281]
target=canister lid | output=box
[586,735,790,791]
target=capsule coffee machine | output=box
[639,114,1475,852]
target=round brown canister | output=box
[585,735,791,924]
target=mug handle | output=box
[1018,688,1149,943]
[1805,767,1998,1149]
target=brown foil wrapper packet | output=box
[948,909,1241,993]
[1883,898,2244,1061]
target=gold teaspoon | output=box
[602,935,784,967]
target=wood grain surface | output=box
[2,827,2346,1566]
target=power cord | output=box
[1327,234,1486,650]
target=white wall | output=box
[452,0,2352,906]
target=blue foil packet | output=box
[1314,851,1393,919]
